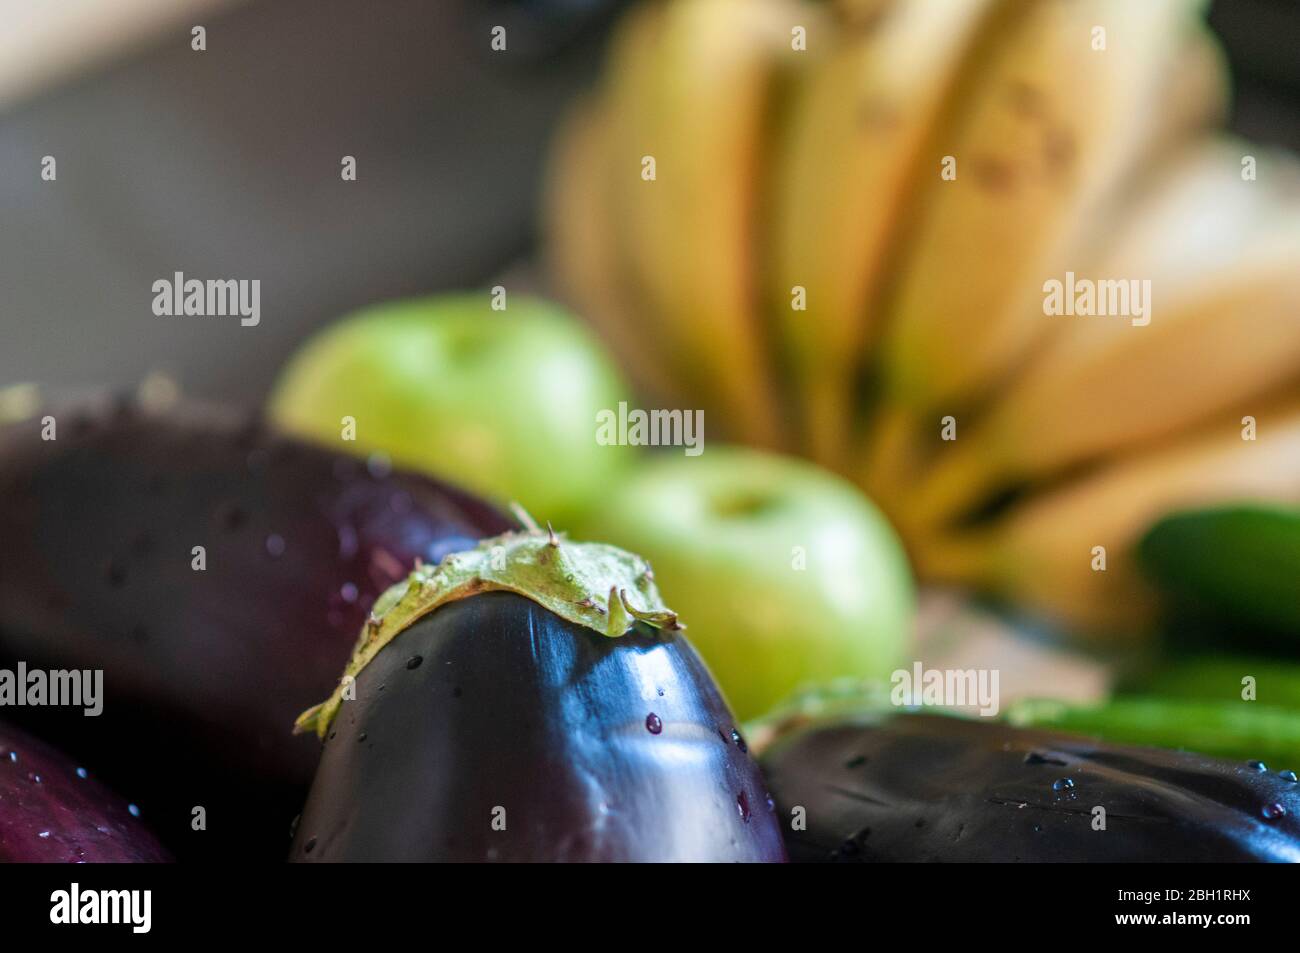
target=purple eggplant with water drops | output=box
[0,395,513,858]
[0,720,169,862]
[290,523,785,862]
[759,712,1300,862]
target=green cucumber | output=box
[1137,504,1300,643]
[1005,696,1300,771]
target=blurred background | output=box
[1,0,1296,401]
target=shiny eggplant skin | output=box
[0,399,513,858]
[761,713,1300,862]
[0,720,169,862]
[291,591,785,862]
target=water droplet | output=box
[29,773,42,784]
[1248,760,1268,772]
[1280,770,1298,783]
[304,836,317,854]
[265,534,286,558]
[766,792,776,811]
[38,831,50,839]
[6,751,16,763]
[406,655,423,670]
[730,728,748,753]
[736,791,751,823]
[358,732,368,742]
[1262,803,1287,821]
[75,767,88,779]
[1052,778,1075,792]
[645,713,663,734]
[128,804,140,818]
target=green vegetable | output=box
[1124,655,1300,710]
[1006,696,1300,771]
[1138,504,1300,642]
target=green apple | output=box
[269,294,636,524]
[582,447,914,721]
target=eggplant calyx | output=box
[294,524,682,738]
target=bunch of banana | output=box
[543,0,1300,636]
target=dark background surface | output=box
[0,0,1296,405]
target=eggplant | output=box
[0,719,169,862]
[0,397,513,858]
[760,712,1300,862]
[291,527,785,862]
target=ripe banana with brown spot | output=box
[857,0,1222,535]
[917,401,1300,635]
[600,0,815,450]
[910,140,1300,528]
[767,0,1003,469]
[873,0,1210,419]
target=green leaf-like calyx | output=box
[294,522,681,739]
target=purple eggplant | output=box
[760,712,1300,862]
[0,720,169,862]
[289,527,785,861]
[0,397,512,858]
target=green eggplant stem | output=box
[294,518,681,739]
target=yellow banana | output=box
[832,0,894,26]
[767,0,1004,469]
[917,400,1300,634]
[543,97,681,406]
[601,0,813,450]
[874,0,1209,417]
[910,140,1300,527]
[1142,18,1230,160]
